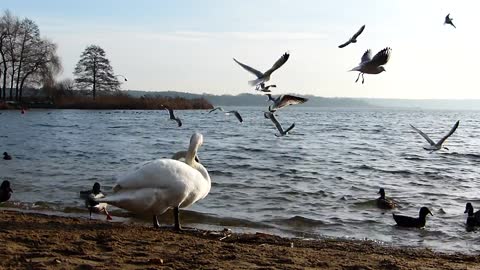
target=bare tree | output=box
[73,45,120,100]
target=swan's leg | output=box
[153,215,161,228]
[355,73,361,83]
[173,206,182,231]
[361,73,365,84]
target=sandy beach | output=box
[0,210,478,270]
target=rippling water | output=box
[1,107,480,253]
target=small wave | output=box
[209,170,234,177]
[269,215,326,228]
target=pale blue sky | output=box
[1,0,478,98]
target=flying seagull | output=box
[338,25,366,48]
[264,112,295,137]
[162,106,182,127]
[208,107,224,113]
[209,107,243,123]
[444,13,456,28]
[266,94,308,112]
[233,52,290,88]
[257,83,277,93]
[225,111,243,123]
[410,120,459,151]
[350,47,391,84]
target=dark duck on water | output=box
[376,188,397,209]
[464,203,480,227]
[3,152,12,160]
[393,207,432,228]
[0,180,13,203]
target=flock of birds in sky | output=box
[2,13,478,234]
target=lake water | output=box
[1,107,480,253]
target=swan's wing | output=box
[410,124,436,146]
[233,58,264,78]
[360,49,372,64]
[338,40,351,48]
[263,52,290,77]
[369,47,391,67]
[265,112,284,134]
[437,120,460,146]
[351,24,366,40]
[272,95,308,111]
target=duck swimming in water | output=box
[0,180,12,203]
[464,203,480,227]
[393,207,432,228]
[376,188,397,209]
[3,152,12,160]
[81,182,112,220]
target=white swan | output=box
[99,133,211,230]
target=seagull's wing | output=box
[263,52,290,77]
[437,120,460,146]
[175,118,182,127]
[351,24,366,40]
[227,111,243,123]
[410,124,436,146]
[283,123,295,134]
[233,58,264,78]
[450,21,456,28]
[266,112,284,134]
[368,47,391,67]
[445,13,450,23]
[163,106,175,120]
[338,40,352,48]
[360,49,372,64]
[208,107,223,113]
[272,95,308,111]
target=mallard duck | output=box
[376,188,397,209]
[393,207,432,228]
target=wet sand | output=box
[0,210,478,270]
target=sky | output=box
[1,0,479,99]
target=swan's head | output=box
[190,133,203,148]
[186,133,203,166]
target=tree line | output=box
[0,10,61,101]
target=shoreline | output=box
[0,210,478,269]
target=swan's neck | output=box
[185,144,197,166]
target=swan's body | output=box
[338,25,366,48]
[98,133,210,230]
[266,94,308,112]
[444,13,456,28]
[350,47,391,84]
[0,180,12,203]
[233,52,289,88]
[410,120,459,151]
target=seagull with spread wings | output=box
[233,52,290,88]
[264,112,295,137]
[209,107,243,123]
[338,25,366,48]
[266,94,308,112]
[162,106,182,127]
[444,13,456,28]
[350,47,392,84]
[208,107,224,113]
[410,120,460,151]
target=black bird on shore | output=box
[3,152,12,160]
[80,182,112,220]
[464,203,480,227]
[0,180,13,203]
[393,207,432,228]
[376,188,397,209]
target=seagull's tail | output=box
[349,66,361,72]
[248,78,265,87]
